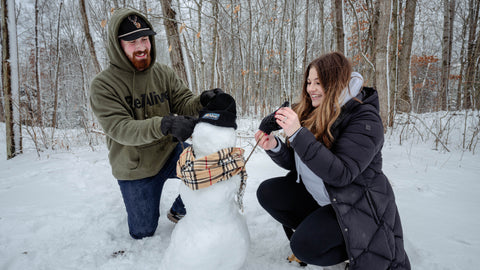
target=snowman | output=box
[160,93,250,270]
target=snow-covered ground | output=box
[1,117,479,270]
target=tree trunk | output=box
[397,0,417,112]
[474,28,480,109]
[195,0,206,91]
[440,0,455,111]
[463,0,479,109]
[388,0,399,128]
[246,0,253,116]
[160,0,189,86]
[210,0,219,89]
[1,0,22,159]
[373,0,392,128]
[319,0,325,54]
[34,0,43,125]
[289,0,298,103]
[303,0,309,74]
[455,15,468,110]
[52,2,63,129]
[277,0,287,109]
[79,0,101,74]
[334,0,344,53]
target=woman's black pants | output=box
[256,174,348,266]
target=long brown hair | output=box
[294,52,352,148]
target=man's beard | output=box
[130,49,151,71]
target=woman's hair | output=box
[293,52,352,148]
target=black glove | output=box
[161,115,197,141]
[258,101,290,134]
[200,88,224,107]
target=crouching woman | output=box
[255,52,410,270]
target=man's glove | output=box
[258,101,290,134]
[161,115,197,141]
[200,88,224,107]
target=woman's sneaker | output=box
[167,208,185,223]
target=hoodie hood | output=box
[342,86,380,114]
[340,72,364,106]
[107,8,157,72]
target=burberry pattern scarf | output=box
[176,146,248,210]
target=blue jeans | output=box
[118,142,188,239]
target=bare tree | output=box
[388,0,399,127]
[3,0,478,147]
[210,0,219,89]
[51,2,63,129]
[318,0,326,54]
[302,0,310,74]
[79,0,101,74]
[440,0,456,111]
[397,0,417,112]
[1,0,22,159]
[372,0,392,127]
[463,0,480,109]
[34,0,43,125]
[160,0,189,86]
[334,0,344,53]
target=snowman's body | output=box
[160,122,250,270]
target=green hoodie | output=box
[90,8,202,180]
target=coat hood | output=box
[343,86,380,113]
[107,8,157,72]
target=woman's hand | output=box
[255,130,277,150]
[275,107,301,137]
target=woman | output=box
[255,52,410,270]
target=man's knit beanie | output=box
[198,92,237,129]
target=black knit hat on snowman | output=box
[197,92,237,129]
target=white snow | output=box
[1,116,479,270]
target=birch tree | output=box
[1,0,22,159]
[34,0,43,125]
[440,0,456,110]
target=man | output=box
[90,8,221,239]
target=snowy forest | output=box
[1,0,479,158]
[2,1,480,270]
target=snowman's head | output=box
[191,122,236,158]
[193,92,238,157]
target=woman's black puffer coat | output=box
[267,87,410,270]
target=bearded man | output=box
[89,8,222,239]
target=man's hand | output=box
[200,88,224,107]
[161,115,197,141]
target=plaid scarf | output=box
[176,146,248,210]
